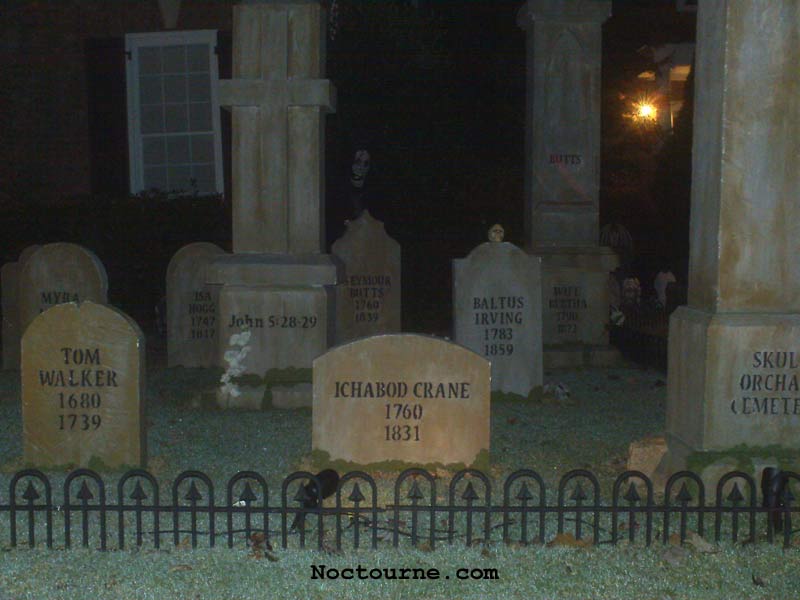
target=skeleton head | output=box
[488,224,505,243]
[350,150,370,189]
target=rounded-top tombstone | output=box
[19,243,108,334]
[21,301,145,468]
[166,242,226,367]
[453,228,543,397]
[331,210,401,343]
[313,333,490,469]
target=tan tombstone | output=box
[332,211,401,343]
[313,334,490,468]
[22,302,145,468]
[19,243,108,335]
[166,242,226,367]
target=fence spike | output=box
[676,482,693,504]
[515,482,534,502]
[184,481,202,503]
[407,481,424,501]
[348,483,366,504]
[130,481,148,501]
[623,482,641,504]
[76,481,94,502]
[22,482,40,502]
[238,482,257,504]
[461,481,479,502]
[569,482,588,503]
[726,483,744,505]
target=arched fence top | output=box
[0,466,796,551]
[449,468,492,505]
[226,470,269,506]
[664,470,705,506]
[612,470,654,506]
[64,468,106,506]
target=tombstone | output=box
[18,243,108,335]
[332,211,401,343]
[666,1,800,467]
[2,245,41,370]
[166,242,226,367]
[313,334,490,468]
[518,0,620,367]
[207,1,340,394]
[21,302,146,468]
[453,225,543,397]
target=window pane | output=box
[188,74,210,102]
[187,44,209,72]
[144,165,168,191]
[162,45,186,74]
[142,137,167,165]
[140,105,164,134]
[164,104,189,132]
[191,134,214,163]
[188,102,212,131]
[192,164,216,194]
[139,47,161,74]
[168,165,193,191]
[167,136,191,164]
[163,74,187,103]
[139,75,162,106]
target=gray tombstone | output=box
[22,302,146,468]
[453,226,543,397]
[166,242,226,367]
[332,211,401,343]
[2,245,41,370]
[19,243,108,335]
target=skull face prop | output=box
[488,224,505,243]
[350,150,371,189]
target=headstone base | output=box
[529,245,623,367]
[667,307,800,453]
[209,254,341,374]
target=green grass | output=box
[0,366,798,599]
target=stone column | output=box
[518,0,620,368]
[207,1,340,406]
[666,1,800,464]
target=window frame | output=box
[124,30,224,196]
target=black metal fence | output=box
[1,467,797,551]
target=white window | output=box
[125,30,224,195]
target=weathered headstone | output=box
[18,243,108,335]
[313,334,490,468]
[166,242,225,367]
[518,0,620,367]
[207,0,340,394]
[666,1,800,465]
[453,225,543,397]
[2,245,41,370]
[332,211,401,343]
[21,302,146,468]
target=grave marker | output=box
[19,243,108,335]
[313,334,490,468]
[166,242,225,367]
[331,211,401,343]
[21,302,145,468]
[667,0,800,463]
[2,245,41,370]
[453,226,543,396]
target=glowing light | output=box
[636,102,656,120]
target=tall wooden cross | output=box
[219,2,336,254]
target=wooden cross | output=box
[219,2,336,254]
